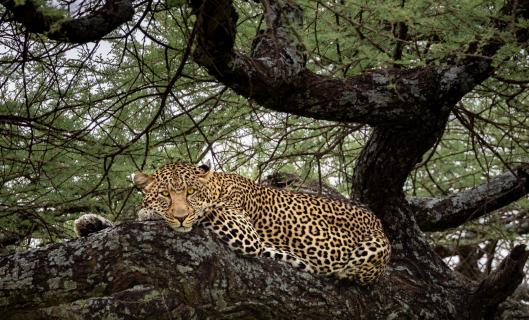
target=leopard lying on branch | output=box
[75,162,390,285]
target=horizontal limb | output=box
[411,164,529,232]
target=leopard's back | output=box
[215,173,391,283]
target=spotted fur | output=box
[133,162,391,284]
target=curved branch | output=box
[411,164,529,232]
[191,0,529,126]
[1,0,134,43]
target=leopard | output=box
[128,161,391,285]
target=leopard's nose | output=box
[175,216,187,223]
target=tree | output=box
[0,0,528,318]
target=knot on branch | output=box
[470,244,529,319]
[250,0,306,77]
[1,0,134,43]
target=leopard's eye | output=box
[160,191,170,197]
[187,188,195,195]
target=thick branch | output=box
[1,0,134,43]
[411,164,529,232]
[191,0,529,126]
[0,221,481,319]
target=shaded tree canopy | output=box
[0,0,528,318]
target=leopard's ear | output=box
[198,159,211,173]
[133,172,154,191]
[197,160,213,183]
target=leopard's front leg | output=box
[200,204,263,257]
[200,204,313,273]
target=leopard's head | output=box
[133,162,213,232]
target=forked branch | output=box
[191,0,529,126]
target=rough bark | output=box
[0,220,524,320]
[412,164,529,232]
